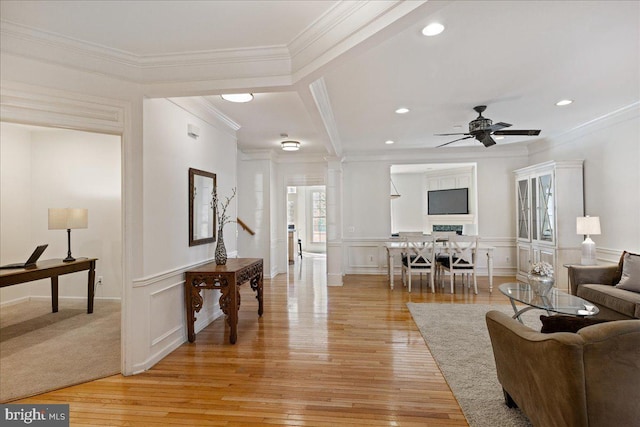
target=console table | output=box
[184,258,263,344]
[0,258,98,313]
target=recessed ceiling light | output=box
[495,136,505,140]
[395,107,410,114]
[555,99,573,106]
[385,140,395,145]
[422,22,445,36]
[221,93,254,103]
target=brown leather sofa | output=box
[486,310,640,427]
[568,264,640,320]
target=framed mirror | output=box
[189,168,216,246]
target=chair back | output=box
[404,236,436,269]
[444,235,478,269]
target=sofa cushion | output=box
[578,284,640,318]
[539,314,610,333]
[616,252,640,293]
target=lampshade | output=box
[281,140,300,151]
[48,208,88,230]
[576,216,601,235]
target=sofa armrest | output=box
[568,265,619,295]
[485,310,588,427]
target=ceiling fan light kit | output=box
[435,105,541,148]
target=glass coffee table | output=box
[499,282,599,323]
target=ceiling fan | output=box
[436,105,541,148]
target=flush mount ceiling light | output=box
[555,99,573,106]
[422,22,445,36]
[281,140,300,151]
[220,93,254,103]
[385,140,395,145]
[395,107,410,114]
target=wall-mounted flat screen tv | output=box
[427,188,469,215]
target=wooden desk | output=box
[184,258,263,344]
[0,258,98,313]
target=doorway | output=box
[287,185,327,264]
[0,122,122,402]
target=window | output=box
[311,190,326,243]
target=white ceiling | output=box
[1,1,638,157]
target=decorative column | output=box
[326,158,344,286]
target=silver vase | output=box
[527,274,554,297]
[215,227,227,265]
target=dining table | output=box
[384,236,495,292]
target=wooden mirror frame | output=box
[188,168,217,246]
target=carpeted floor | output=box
[0,299,120,402]
[407,303,542,427]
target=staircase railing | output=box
[237,218,255,235]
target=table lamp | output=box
[48,208,88,262]
[576,216,600,265]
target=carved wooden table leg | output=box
[229,276,239,344]
[185,280,197,343]
[250,272,264,317]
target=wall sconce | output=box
[576,215,601,265]
[48,208,88,262]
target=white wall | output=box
[142,98,237,274]
[390,173,424,233]
[237,156,273,274]
[0,124,34,302]
[527,104,640,257]
[128,97,238,374]
[0,124,122,302]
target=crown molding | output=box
[527,101,640,156]
[341,144,530,163]
[309,78,342,157]
[1,2,424,93]
[290,0,427,82]
[0,81,127,134]
[167,97,240,138]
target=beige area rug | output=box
[0,299,120,402]
[407,303,543,427]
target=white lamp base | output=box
[581,236,597,265]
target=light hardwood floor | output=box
[18,255,515,426]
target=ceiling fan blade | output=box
[477,132,496,147]
[434,132,469,136]
[493,129,541,136]
[487,122,512,132]
[436,135,474,148]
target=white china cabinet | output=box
[514,160,584,291]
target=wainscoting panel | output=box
[131,260,223,374]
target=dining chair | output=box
[431,231,456,284]
[438,235,478,294]
[401,235,436,293]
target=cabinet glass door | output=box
[517,178,530,240]
[538,173,554,242]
